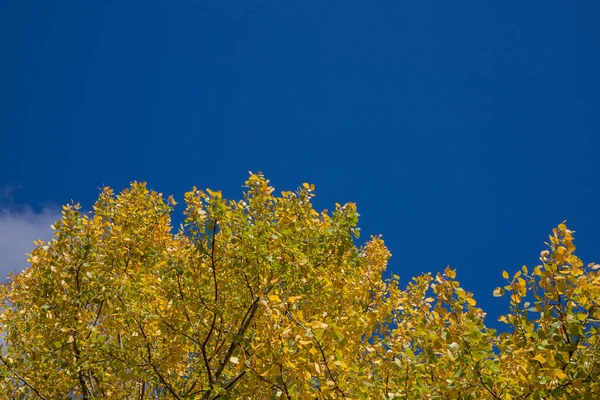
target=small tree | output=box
[0,173,598,399]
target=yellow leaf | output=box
[533,354,546,364]
[466,297,476,306]
[268,294,282,303]
[513,271,521,278]
[493,287,504,297]
[502,270,509,279]
[311,321,328,329]
[558,223,567,232]
[445,266,456,279]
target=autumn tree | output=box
[0,173,598,399]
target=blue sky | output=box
[1,1,599,325]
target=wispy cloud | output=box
[0,187,60,280]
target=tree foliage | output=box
[0,174,598,399]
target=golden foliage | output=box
[0,174,598,399]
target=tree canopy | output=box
[0,174,598,399]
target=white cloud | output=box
[0,205,60,281]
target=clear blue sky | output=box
[1,1,599,325]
